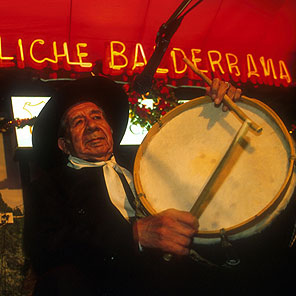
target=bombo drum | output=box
[134,96,296,266]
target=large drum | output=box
[134,96,296,265]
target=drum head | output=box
[134,97,295,240]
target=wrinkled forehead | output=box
[65,101,104,120]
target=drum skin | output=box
[134,96,296,258]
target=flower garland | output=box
[0,118,36,133]
[1,78,295,141]
[124,79,181,131]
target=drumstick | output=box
[190,119,251,218]
[183,57,262,134]
[163,120,251,262]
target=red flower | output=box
[156,79,165,89]
[160,86,169,96]
[128,97,138,104]
[130,91,138,97]
[158,99,171,110]
[123,83,130,93]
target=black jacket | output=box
[23,165,141,294]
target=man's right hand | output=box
[133,209,198,256]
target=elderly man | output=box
[23,76,240,295]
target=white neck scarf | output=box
[67,155,136,219]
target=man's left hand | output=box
[206,78,242,111]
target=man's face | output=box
[58,102,113,161]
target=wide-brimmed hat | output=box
[32,76,129,170]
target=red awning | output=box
[1,0,295,66]
[0,1,295,157]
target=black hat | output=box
[32,76,129,170]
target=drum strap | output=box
[116,172,137,212]
[189,248,237,269]
[220,229,241,267]
[189,249,219,268]
[190,229,241,269]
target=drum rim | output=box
[134,96,295,238]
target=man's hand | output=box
[133,209,198,256]
[206,78,242,111]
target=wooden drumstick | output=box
[163,119,251,262]
[190,119,251,218]
[183,57,262,134]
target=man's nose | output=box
[85,118,99,132]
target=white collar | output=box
[67,154,136,219]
